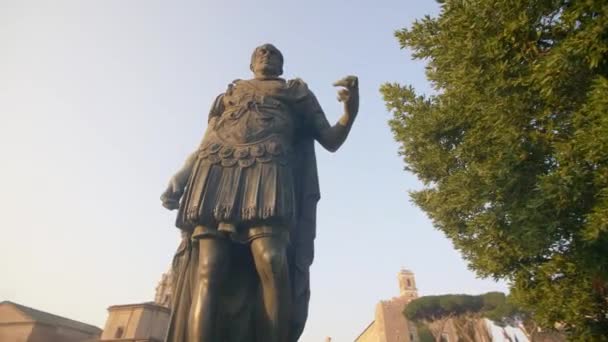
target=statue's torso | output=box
[198,78,298,167]
[215,78,295,145]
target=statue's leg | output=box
[188,234,231,342]
[250,231,291,342]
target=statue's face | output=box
[251,44,283,77]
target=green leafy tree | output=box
[404,293,503,341]
[383,0,608,339]
[482,293,544,340]
[416,323,437,342]
[405,292,548,341]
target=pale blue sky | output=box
[0,1,507,341]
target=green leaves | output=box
[405,293,511,322]
[385,0,608,339]
[405,293,536,340]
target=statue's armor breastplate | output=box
[199,79,295,167]
[215,80,294,145]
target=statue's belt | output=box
[197,137,293,168]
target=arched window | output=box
[115,327,124,338]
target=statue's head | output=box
[250,43,284,78]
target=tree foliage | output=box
[404,293,515,341]
[404,292,509,322]
[383,0,608,339]
[415,322,437,342]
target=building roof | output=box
[107,301,171,313]
[354,320,375,341]
[0,301,102,334]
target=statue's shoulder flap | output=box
[287,78,313,103]
[225,79,242,93]
[287,78,308,90]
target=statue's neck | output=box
[253,74,283,81]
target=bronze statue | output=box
[161,43,358,342]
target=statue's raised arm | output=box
[289,75,359,153]
[319,75,359,151]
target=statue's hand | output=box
[333,75,359,117]
[160,176,185,210]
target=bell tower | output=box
[397,269,418,301]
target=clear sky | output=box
[0,1,507,341]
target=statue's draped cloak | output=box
[165,78,323,342]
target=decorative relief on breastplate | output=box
[213,82,294,146]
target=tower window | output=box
[407,279,411,287]
[115,327,124,338]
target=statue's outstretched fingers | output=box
[333,75,358,89]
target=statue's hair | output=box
[250,43,283,76]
